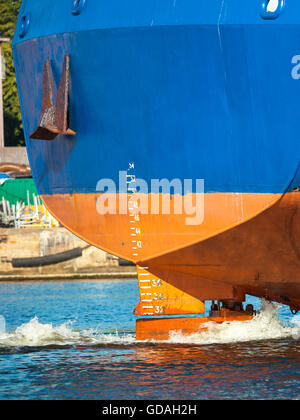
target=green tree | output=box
[0,0,23,146]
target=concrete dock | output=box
[0,227,137,281]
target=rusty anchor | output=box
[30,54,76,140]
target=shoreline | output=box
[0,227,137,281]
[0,271,137,282]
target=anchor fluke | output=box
[30,54,76,141]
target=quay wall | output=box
[0,227,136,280]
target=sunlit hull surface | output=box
[12,1,300,333]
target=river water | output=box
[0,279,300,400]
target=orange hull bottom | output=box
[136,312,253,341]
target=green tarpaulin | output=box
[0,178,38,206]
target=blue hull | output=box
[12,0,300,195]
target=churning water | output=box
[0,280,300,399]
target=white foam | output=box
[0,300,299,347]
[168,300,300,344]
[0,316,136,347]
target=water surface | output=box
[0,280,300,400]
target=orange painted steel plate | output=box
[42,192,281,262]
[135,265,205,316]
